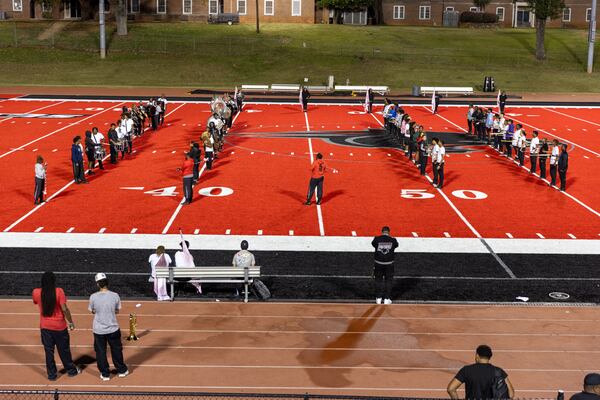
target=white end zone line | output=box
[432,107,600,218]
[0,100,67,124]
[3,102,186,233]
[543,107,600,128]
[161,105,238,234]
[0,101,125,160]
[305,111,326,236]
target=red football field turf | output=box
[1,99,599,239]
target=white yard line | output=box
[0,101,125,160]
[543,107,600,128]
[305,111,325,236]
[0,100,66,124]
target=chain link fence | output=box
[0,391,446,400]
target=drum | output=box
[115,141,125,152]
[94,147,106,160]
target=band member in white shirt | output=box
[124,114,133,153]
[91,127,105,170]
[435,139,445,189]
[512,124,521,160]
[549,139,560,187]
[148,246,172,301]
[431,138,440,186]
[34,156,47,205]
[517,129,527,167]
[157,95,167,125]
[529,131,540,174]
[116,123,127,159]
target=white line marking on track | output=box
[0,100,66,124]
[152,150,157,154]
[485,155,490,158]
[0,101,126,160]
[130,228,137,234]
[66,227,74,233]
[568,233,577,239]
[225,229,231,235]
[34,227,43,232]
[194,229,200,235]
[250,151,255,155]
[291,152,294,155]
[536,233,545,239]
[289,230,294,236]
[98,227,106,234]
[584,155,590,159]
[171,150,176,154]
[32,148,37,152]
[544,107,600,127]
[444,232,451,238]
[257,230,263,235]
[506,233,513,238]
[351,231,357,237]
[305,111,325,237]
[412,232,419,238]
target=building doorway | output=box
[64,0,81,18]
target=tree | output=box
[113,0,127,35]
[472,0,490,11]
[317,0,373,23]
[527,0,565,60]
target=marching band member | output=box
[148,246,172,301]
[539,138,549,180]
[511,124,521,160]
[485,108,494,143]
[179,153,194,205]
[418,130,428,176]
[301,87,310,112]
[431,138,440,186]
[189,141,201,184]
[84,131,96,175]
[157,94,167,126]
[91,127,105,170]
[34,156,47,205]
[517,129,527,167]
[549,139,560,187]
[71,136,87,184]
[492,113,501,149]
[236,89,244,112]
[435,139,446,189]
[107,123,119,164]
[498,114,508,151]
[124,114,133,154]
[204,136,214,171]
[558,144,569,192]
[504,119,514,157]
[529,131,540,174]
[466,104,474,135]
[116,122,127,159]
[498,90,508,114]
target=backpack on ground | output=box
[251,279,271,301]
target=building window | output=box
[41,0,52,12]
[237,0,246,14]
[291,0,300,15]
[12,0,23,11]
[445,6,454,11]
[393,5,405,19]
[183,0,192,14]
[562,7,571,21]
[496,7,504,21]
[208,0,218,14]
[264,0,273,15]
[469,6,479,11]
[157,0,166,13]
[586,8,592,22]
[419,5,430,19]
[129,0,139,13]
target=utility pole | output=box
[99,0,106,59]
[255,0,260,33]
[588,0,597,73]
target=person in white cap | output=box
[88,273,129,381]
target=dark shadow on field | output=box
[278,188,305,202]
[508,32,535,56]
[0,335,46,377]
[321,189,346,203]
[548,32,584,67]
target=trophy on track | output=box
[126,313,138,341]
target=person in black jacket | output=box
[558,144,569,192]
[71,136,87,184]
[84,131,96,175]
[107,123,119,165]
[570,373,600,400]
[188,141,202,184]
[371,226,399,305]
[301,87,310,112]
[498,90,507,114]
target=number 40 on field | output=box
[401,189,488,200]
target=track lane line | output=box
[432,108,600,218]
[543,107,600,128]
[0,100,67,124]
[161,104,237,234]
[304,111,325,236]
[0,101,125,160]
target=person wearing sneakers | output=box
[371,226,399,305]
[32,272,80,381]
[89,273,129,381]
[305,153,338,206]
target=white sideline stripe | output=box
[544,107,600,127]
[0,100,66,124]
[130,228,137,234]
[3,103,184,233]
[433,108,600,218]
[0,383,581,394]
[506,233,513,238]
[0,101,125,160]
[305,111,325,237]
[536,233,545,239]
[34,227,43,233]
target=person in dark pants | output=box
[366,88,374,113]
[570,373,600,400]
[189,141,201,184]
[529,131,539,174]
[34,155,46,205]
[418,131,428,175]
[32,272,80,381]
[558,144,569,191]
[178,153,195,205]
[433,92,441,114]
[549,139,560,187]
[498,90,507,114]
[107,123,119,164]
[435,140,446,189]
[305,153,337,205]
[431,138,439,185]
[301,87,311,112]
[371,226,399,305]
[71,136,87,184]
[84,130,96,175]
[539,138,548,180]
[89,273,128,381]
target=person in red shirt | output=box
[305,153,337,205]
[32,271,80,381]
[178,153,195,205]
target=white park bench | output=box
[240,84,270,92]
[334,85,390,95]
[155,266,261,303]
[270,84,301,92]
[420,86,474,96]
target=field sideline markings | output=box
[3,103,184,233]
[432,109,600,219]
[543,107,600,128]
[0,101,125,160]
[305,110,325,237]
[0,100,66,124]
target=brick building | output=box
[1,0,596,28]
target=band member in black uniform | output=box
[71,136,87,184]
[558,144,569,192]
[147,100,157,131]
[236,90,244,112]
[366,88,374,113]
[34,155,46,205]
[189,141,201,184]
[371,226,399,305]
[538,138,548,180]
[301,87,310,112]
[108,123,119,164]
[498,90,507,114]
[84,130,96,175]
[158,95,167,126]
[418,131,428,176]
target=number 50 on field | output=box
[401,189,488,200]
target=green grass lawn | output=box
[0,21,598,92]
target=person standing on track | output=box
[91,127,105,171]
[89,273,129,381]
[305,153,337,206]
[32,271,80,381]
[371,226,399,305]
[558,143,569,192]
[517,129,527,167]
[301,87,311,112]
[34,155,47,205]
[71,136,87,184]
[549,139,560,187]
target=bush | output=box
[459,11,499,23]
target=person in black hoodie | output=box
[84,131,96,175]
[189,141,202,184]
[371,226,399,305]
[558,144,569,192]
